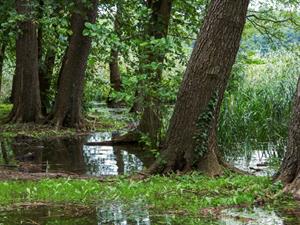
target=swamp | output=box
[0,0,299,224]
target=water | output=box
[225,142,284,176]
[0,134,283,177]
[0,204,299,225]
[0,132,154,176]
[220,207,300,225]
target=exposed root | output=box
[111,131,139,144]
[48,114,86,130]
[219,159,252,175]
[278,175,300,200]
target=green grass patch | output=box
[0,174,292,216]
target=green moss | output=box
[0,174,292,216]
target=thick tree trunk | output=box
[50,0,98,128]
[148,0,250,175]
[9,0,42,123]
[0,42,6,95]
[276,77,300,197]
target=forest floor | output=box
[0,174,297,222]
[0,104,125,139]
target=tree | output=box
[50,0,98,128]
[107,6,123,108]
[136,0,172,145]
[0,41,6,94]
[9,0,42,123]
[37,0,56,115]
[148,0,250,175]
[276,76,300,197]
[116,0,172,145]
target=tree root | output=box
[111,131,139,144]
[219,159,252,175]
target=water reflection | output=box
[0,134,285,177]
[220,207,300,225]
[225,142,284,176]
[97,201,151,225]
[1,205,300,225]
[0,132,154,176]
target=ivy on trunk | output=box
[148,0,250,175]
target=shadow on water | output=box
[1,203,300,225]
[0,132,155,176]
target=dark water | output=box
[0,132,155,176]
[0,133,282,177]
[0,135,298,224]
[1,204,300,225]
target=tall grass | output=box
[219,50,299,153]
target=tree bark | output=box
[9,0,42,123]
[39,48,56,115]
[148,0,250,175]
[37,0,56,115]
[0,42,6,95]
[119,0,172,145]
[50,0,98,128]
[107,7,123,108]
[276,77,300,197]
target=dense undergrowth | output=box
[219,50,299,153]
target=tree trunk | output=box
[0,141,9,165]
[138,0,172,145]
[276,77,300,197]
[37,0,56,115]
[50,0,98,128]
[9,0,42,123]
[39,48,56,115]
[0,42,6,95]
[119,0,172,145]
[107,50,122,107]
[107,8,123,108]
[148,0,250,175]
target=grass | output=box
[0,173,293,215]
[219,50,299,151]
